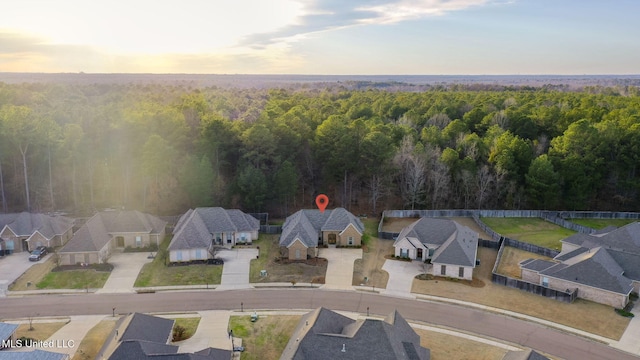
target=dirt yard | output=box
[496,246,552,279]
[416,328,508,360]
[352,237,393,288]
[250,235,327,284]
[412,247,630,340]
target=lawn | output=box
[352,218,391,288]
[412,247,629,340]
[15,321,67,341]
[134,236,222,287]
[495,246,552,279]
[228,315,300,360]
[9,257,57,291]
[569,218,635,230]
[249,234,326,284]
[172,317,201,341]
[36,269,110,289]
[72,320,117,360]
[416,328,508,360]
[480,217,575,250]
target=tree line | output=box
[0,81,638,217]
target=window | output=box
[440,265,446,275]
[295,249,301,259]
[135,236,142,247]
[5,240,14,250]
[215,233,222,245]
[348,236,354,245]
[459,267,464,278]
[240,233,247,242]
[196,249,202,259]
[176,251,182,261]
[542,277,549,287]
[400,248,408,258]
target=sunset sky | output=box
[1,0,638,74]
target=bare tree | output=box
[394,136,428,210]
[476,165,494,209]
[367,174,388,215]
[430,159,450,209]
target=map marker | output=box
[315,194,329,213]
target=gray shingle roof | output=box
[60,211,165,253]
[0,322,18,340]
[0,349,69,360]
[394,218,478,268]
[281,307,430,360]
[520,259,556,272]
[554,247,589,262]
[119,313,174,344]
[0,212,73,240]
[502,349,550,360]
[279,208,364,248]
[110,340,179,360]
[168,208,259,251]
[541,248,633,295]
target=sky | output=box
[1,0,639,74]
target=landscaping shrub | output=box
[172,325,187,341]
[615,308,634,318]
[124,244,158,253]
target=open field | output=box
[569,218,636,230]
[72,320,117,360]
[412,247,629,340]
[228,315,300,360]
[496,247,553,279]
[9,257,57,291]
[353,218,391,288]
[134,237,222,287]
[480,217,575,250]
[15,321,67,341]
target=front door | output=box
[116,236,125,247]
[416,248,423,259]
[328,234,337,245]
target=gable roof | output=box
[0,322,18,340]
[119,313,174,344]
[0,212,73,240]
[503,349,550,360]
[394,218,479,268]
[168,208,259,251]
[60,211,165,253]
[279,208,364,248]
[281,307,430,360]
[0,349,70,360]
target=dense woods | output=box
[0,80,639,216]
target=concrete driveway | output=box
[97,252,153,294]
[319,248,361,290]
[0,251,50,296]
[46,315,106,358]
[217,248,258,290]
[172,311,233,353]
[382,259,426,297]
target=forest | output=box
[0,80,638,217]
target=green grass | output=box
[249,234,275,283]
[480,217,575,250]
[569,218,635,230]
[173,317,201,340]
[361,218,379,249]
[134,236,222,287]
[229,315,300,360]
[36,270,110,289]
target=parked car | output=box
[29,249,45,261]
[36,246,48,256]
[233,346,245,352]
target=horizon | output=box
[2,1,639,74]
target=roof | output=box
[0,212,73,240]
[502,349,550,360]
[0,322,18,340]
[540,248,633,295]
[281,307,430,360]
[520,259,557,272]
[394,218,478,268]
[169,208,259,251]
[119,313,174,344]
[0,349,69,360]
[60,211,165,253]
[279,208,364,248]
[110,340,178,360]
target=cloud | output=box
[240,0,493,48]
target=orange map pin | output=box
[315,194,329,213]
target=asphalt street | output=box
[1,289,637,360]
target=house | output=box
[168,207,260,263]
[0,212,73,254]
[0,322,18,349]
[97,312,231,360]
[58,210,166,266]
[280,307,430,360]
[0,349,69,359]
[520,222,640,308]
[393,218,478,280]
[279,208,364,260]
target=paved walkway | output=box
[612,304,640,354]
[97,252,153,294]
[319,248,361,290]
[217,248,258,290]
[381,259,425,297]
[46,315,106,358]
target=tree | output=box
[525,155,560,209]
[180,155,215,207]
[394,136,428,210]
[273,160,298,216]
[237,164,268,211]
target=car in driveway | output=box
[36,246,48,256]
[29,249,45,261]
